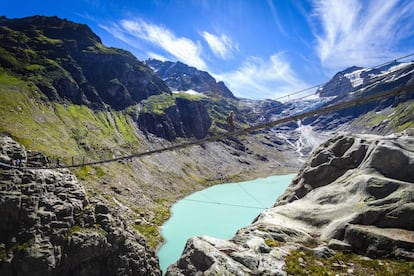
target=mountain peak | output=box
[0,15,102,46]
[146,59,236,99]
[0,16,169,110]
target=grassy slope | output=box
[0,69,141,160]
[349,100,414,134]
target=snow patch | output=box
[387,61,414,73]
[173,89,204,96]
[344,68,370,87]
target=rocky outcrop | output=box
[166,129,414,275]
[137,97,212,141]
[0,136,160,275]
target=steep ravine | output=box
[166,129,414,275]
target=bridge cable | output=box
[2,81,414,171]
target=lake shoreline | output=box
[158,173,297,273]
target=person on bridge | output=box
[226,110,235,132]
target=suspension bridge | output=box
[2,81,414,171]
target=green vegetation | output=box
[285,249,414,276]
[0,247,7,261]
[361,100,414,132]
[140,91,209,117]
[265,238,284,247]
[114,112,138,143]
[96,166,106,177]
[132,201,171,248]
[74,165,93,180]
[393,101,414,131]
[173,91,207,101]
[10,238,34,253]
[141,93,176,115]
[133,224,160,248]
[65,224,107,240]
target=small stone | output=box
[298,257,306,267]
[359,256,372,261]
[328,239,352,252]
[312,246,335,258]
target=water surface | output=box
[158,173,296,273]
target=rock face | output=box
[0,136,160,275]
[137,97,212,141]
[166,130,414,275]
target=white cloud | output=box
[201,31,238,59]
[121,19,207,70]
[101,19,207,70]
[312,0,414,70]
[216,53,310,100]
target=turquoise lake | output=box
[158,173,296,274]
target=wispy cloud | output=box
[312,0,414,70]
[216,53,310,99]
[266,0,288,37]
[100,19,207,70]
[99,22,137,47]
[201,31,238,59]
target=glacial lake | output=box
[158,173,296,274]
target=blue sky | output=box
[2,0,414,99]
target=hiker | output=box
[16,159,21,168]
[226,111,235,132]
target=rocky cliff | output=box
[137,94,212,141]
[166,129,414,275]
[0,136,161,276]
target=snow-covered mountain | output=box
[318,61,414,98]
[304,61,414,131]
